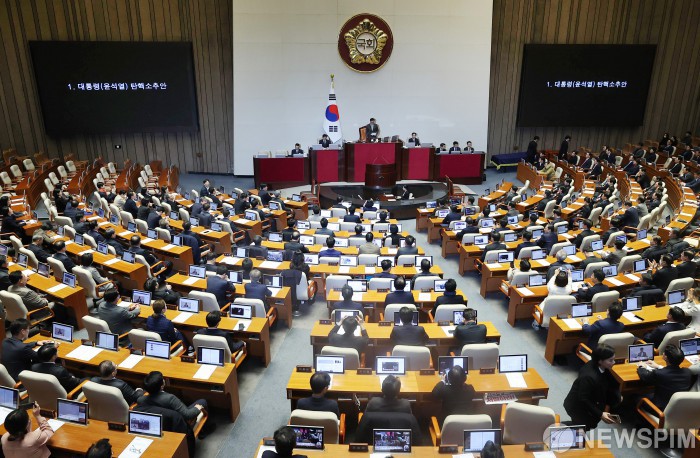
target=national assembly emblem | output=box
[338,14,394,73]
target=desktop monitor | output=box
[390,280,411,292]
[415,256,432,267]
[189,265,206,279]
[602,265,618,278]
[300,235,315,246]
[132,290,152,305]
[228,271,242,284]
[628,343,654,363]
[268,232,283,242]
[291,194,301,202]
[547,425,586,451]
[62,272,76,288]
[74,234,84,246]
[304,254,319,265]
[144,339,171,360]
[377,256,394,267]
[622,296,641,312]
[95,331,119,351]
[571,303,592,318]
[0,387,19,410]
[335,238,349,248]
[530,249,545,260]
[296,220,310,230]
[436,209,449,218]
[507,215,519,225]
[637,229,648,240]
[37,262,50,277]
[557,225,568,234]
[127,221,137,233]
[571,269,584,282]
[197,346,225,366]
[266,251,284,262]
[230,304,253,319]
[290,425,325,450]
[128,411,163,438]
[314,355,345,374]
[437,356,468,377]
[528,274,546,287]
[453,221,467,231]
[347,279,368,292]
[668,289,685,305]
[498,354,528,373]
[453,310,475,326]
[563,244,576,256]
[679,338,700,356]
[634,259,647,273]
[172,235,183,247]
[122,251,136,263]
[463,429,502,453]
[189,217,199,227]
[263,274,282,288]
[434,279,448,292]
[245,210,258,221]
[480,218,495,228]
[393,311,419,326]
[373,429,411,453]
[269,201,280,211]
[376,356,406,375]
[169,211,179,220]
[236,247,249,258]
[503,232,518,243]
[498,252,514,263]
[52,323,73,343]
[340,255,358,267]
[327,223,340,232]
[178,297,200,313]
[57,398,88,425]
[320,209,332,218]
[426,201,437,209]
[334,309,361,325]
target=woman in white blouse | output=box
[547,268,572,295]
[679,287,700,331]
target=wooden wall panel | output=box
[0,0,233,174]
[488,0,700,156]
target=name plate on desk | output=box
[349,444,369,452]
[377,288,388,293]
[296,365,312,373]
[356,368,372,375]
[180,355,195,363]
[419,369,435,375]
[319,319,332,325]
[39,329,51,337]
[438,445,459,454]
[437,321,450,327]
[524,442,545,452]
[378,321,392,327]
[108,422,127,432]
[480,368,496,374]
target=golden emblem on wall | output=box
[338,14,394,73]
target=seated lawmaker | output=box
[262,426,308,458]
[575,269,609,303]
[432,279,465,315]
[137,371,206,423]
[390,306,429,346]
[407,132,420,146]
[373,259,396,279]
[636,344,693,410]
[197,310,245,353]
[385,277,416,306]
[328,315,369,354]
[343,206,361,223]
[31,344,84,392]
[319,237,342,258]
[643,306,686,347]
[245,269,272,304]
[207,265,236,307]
[365,375,412,414]
[290,143,304,156]
[90,360,143,404]
[453,308,486,346]
[582,302,624,349]
[296,372,340,418]
[330,284,364,314]
[431,365,475,421]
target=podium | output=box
[310,145,345,183]
[345,142,403,182]
[364,163,396,192]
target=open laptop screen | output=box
[189,265,206,279]
[571,303,592,318]
[128,411,162,437]
[52,323,74,342]
[334,309,360,325]
[668,289,685,305]
[314,355,345,374]
[57,398,88,425]
[547,425,586,451]
[95,331,119,351]
[498,354,527,373]
[622,296,641,312]
[62,272,76,288]
[393,311,419,326]
[628,343,654,363]
[132,290,152,305]
[178,297,200,313]
[290,425,325,450]
[197,346,225,366]
[144,339,170,359]
[0,387,19,410]
[376,356,406,375]
[230,304,253,319]
[437,356,468,377]
[373,429,411,453]
[464,429,501,453]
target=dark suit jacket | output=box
[206,276,236,307]
[514,241,536,259]
[355,412,421,446]
[537,232,558,255]
[582,318,625,348]
[385,290,416,306]
[481,242,506,262]
[90,377,141,404]
[643,322,687,347]
[676,261,697,279]
[330,300,364,314]
[448,147,461,153]
[564,361,621,430]
[53,252,76,273]
[198,211,214,228]
[576,282,610,302]
[343,214,361,223]
[28,243,50,263]
[651,266,678,293]
[31,361,82,392]
[453,323,487,346]
[283,241,309,254]
[526,140,538,162]
[245,281,272,304]
[2,337,38,381]
[432,294,466,315]
[390,325,429,346]
[248,245,268,259]
[137,391,200,422]
[196,327,244,352]
[365,396,412,414]
[441,212,462,226]
[637,365,693,410]
[573,229,595,248]
[146,211,161,229]
[623,207,640,228]
[133,404,196,458]
[395,246,418,259]
[328,324,369,353]
[130,246,157,266]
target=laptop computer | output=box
[373,429,411,453]
[376,356,406,376]
[74,233,84,246]
[144,340,170,360]
[634,259,647,272]
[268,232,283,242]
[304,253,319,265]
[122,251,136,263]
[547,425,586,451]
[563,244,576,256]
[528,274,546,287]
[590,240,604,251]
[197,346,225,366]
[296,220,310,230]
[679,338,700,361]
[267,251,284,262]
[94,331,119,351]
[434,279,448,292]
[340,255,358,267]
[571,303,592,318]
[178,297,200,313]
[172,235,183,246]
[189,265,206,279]
[503,232,518,243]
[0,386,19,413]
[128,411,163,438]
[622,296,641,312]
[668,289,686,305]
[437,356,469,380]
[347,279,368,292]
[300,235,315,246]
[498,252,514,263]
[602,265,618,278]
[393,310,419,326]
[147,229,157,240]
[415,255,432,267]
[628,343,654,363]
[263,274,282,288]
[290,425,325,450]
[498,354,527,373]
[132,290,152,305]
[62,272,76,288]
[230,304,253,319]
[474,235,489,246]
[97,242,109,255]
[236,247,249,258]
[52,323,74,343]
[314,355,345,374]
[211,221,223,232]
[57,398,88,425]
[463,429,502,453]
[228,271,243,284]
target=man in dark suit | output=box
[365,117,380,142]
[319,237,342,258]
[343,206,361,223]
[514,231,536,259]
[643,306,687,347]
[200,179,211,198]
[103,229,125,256]
[146,206,162,230]
[676,250,697,278]
[0,255,10,291]
[330,284,364,314]
[290,143,304,156]
[297,372,340,417]
[315,218,335,236]
[579,152,593,171]
[453,308,487,346]
[637,344,693,410]
[576,269,610,302]
[373,259,397,279]
[90,360,143,404]
[52,240,76,272]
[557,135,571,160]
[441,205,462,226]
[464,141,475,153]
[668,157,683,176]
[27,233,50,263]
[136,198,152,222]
[128,235,157,265]
[525,136,540,164]
[320,134,332,148]
[284,231,309,255]
[537,224,558,256]
[390,306,429,346]
[448,141,461,153]
[582,303,624,348]
[0,207,26,240]
[329,315,369,353]
[245,269,272,305]
[395,235,419,260]
[32,344,83,392]
[197,203,214,228]
[365,375,412,414]
[385,277,416,306]
[480,232,506,262]
[1,319,54,381]
[620,200,639,229]
[642,236,668,263]
[573,219,595,248]
[138,371,206,423]
[456,217,480,240]
[431,279,465,315]
[407,132,420,146]
[196,310,245,353]
[206,265,236,307]
[248,235,269,259]
[651,255,679,292]
[587,159,603,179]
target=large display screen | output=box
[517,44,656,127]
[29,41,199,135]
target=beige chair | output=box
[432,304,467,323]
[429,414,492,446]
[155,227,171,242]
[135,254,166,279]
[358,254,379,266]
[189,290,225,312]
[321,346,361,370]
[396,255,417,266]
[290,409,346,444]
[460,343,499,370]
[73,266,109,304]
[128,329,184,356]
[0,364,23,392]
[82,315,127,343]
[47,257,67,282]
[412,276,441,291]
[637,392,700,431]
[532,295,576,329]
[605,231,625,247]
[517,246,541,260]
[577,332,635,362]
[0,290,53,326]
[135,219,148,235]
[82,381,129,423]
[120,211,134,226]
[193,334,246,367]
[233,297,275,325]
[382,304,416,322]
[55,215,73,228]
[618,254,641,273]
[583,261,609,279]
[392,345,431,370]
[9,236,23,257]
[580,234,601,252]
[657,328,696,355]
[665,277,695,298]
[19,247,38,269]
[591,290,620,313]
[369,278,393,291]
[19,371,85,410]
[325,275,351,297]
[501,402,558,444]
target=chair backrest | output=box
[665,277,695,297]
[193,334,232,362]
[189,290,223,312]
[290,409,340,444]
[392,345,431,371]
[539,295,576,328]
[83,315,112,342]
[319,256,340,265]
[179,207,190,222]
[434,304,467,322]
[549,242,572,257]
[63,225,76,240]
[331,208,347,218]
[412,276,441,290]
[23,159,35,171]
[66,160,76,172]
[321,346,360,370]
[120,211,134,225]
[441,414,492,446]
[135,219,148,235]
[358,254,378,266]
[19,247,38,269]
[128,329,162,351]
[325,275,351,296]
[57,165,68,178]
[368,278,393,290]
[9,164,22,178]
[18,371,67,410]
[525,225,544,234]
[0,291,29,321]
[663,392,700,430]
[363,210,377,220]
[502,402,556,444]
[396,255,416,266]
[543,200,557,218]
[605,231,625,247]
[373,222,389,232]
[296,272,309,301]
[638,214,652,231]
[73,266,99,299]
[580,234,601,252]
[82,381,129,423]
[591,290,620,313]
[314,234,329,246]
[0,364,17,386]
[517,246,540,260]
[82,233,97,249]
[460,343,499,370]
[583,261,609,279]
[47,256,66,281]
[484,250,507,264]
[233,297,266,318]
[588,207,603,227]
[618,255,641,273]
[509,271,538,288]
[658,328,697,354]
[598,332,636,360]
[383,304,416,322]
[155,227,171,242]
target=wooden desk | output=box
[8,264,89,328]
[544,305,670,364]
[415,208,436,232]
[516,162,544,192]
[284,199,309,220]
[0,415,188,458]
[168,219,232,254]
[309,321,500,366]
[137,305,272,366]
[477,182,513,211]
[611,355,693,394]
[27,336,241,421]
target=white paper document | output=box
[172,312,195,323]
[338,266,350,274]
[221,257,240,265]
[418,293,432,302]
[193,364,217,380]
[533,452,557,458]
[485,263,501,269]
[566,255,581,262]
[562,318,582,330]
[260,261,281,269]
[505,372,527,388]
[118,354,145,369]
[607,277,624,286]
[104,258,121,265]
[387,248,397,255]
[47,284,68,293]
[118,231,132,237]
[161,244,176,251]
[22,269,35,277]
[625,273,640,282]
[268,287,282,297]
[516,287,534,296]
[233,319,252,332]
[118,436,153,458]
[538,260,551,266]
[233,218,248,224]
[47,419,65,431]
[0,406,12,425]
[351,292,363,301]
[442,326,456,336]
[622,312,642,323]
[183,277,199,285]
[66,345,103,362]
[141,237,154,244]
[365,266,377,274]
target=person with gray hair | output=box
[28,233,50,263]
[245,268,272,306]
[90,360,143,404]
[546,249,571,280]
[269,190,287,211]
